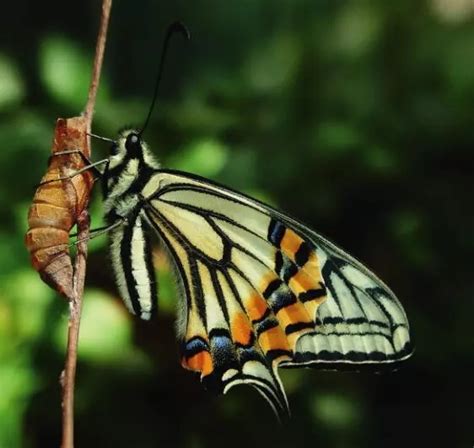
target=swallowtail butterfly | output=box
[100,128,412,418]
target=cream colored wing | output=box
[140,169,412,417]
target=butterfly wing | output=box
[140,169,412,417]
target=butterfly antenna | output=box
[140,21,191,136]
[87,132,115,144]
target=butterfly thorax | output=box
[102,129,160,223]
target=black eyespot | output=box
[125,132,141,156]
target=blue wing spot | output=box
[209,330,238,369]
[183,337,209,357]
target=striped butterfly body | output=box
[102,129,412,417]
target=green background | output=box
[0,1,473,447]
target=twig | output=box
[60,1,112,447]
[83,0,112,124]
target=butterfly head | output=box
[108,128,160,170]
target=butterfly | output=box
[98,128,412,419]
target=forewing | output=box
[142,169,412,417]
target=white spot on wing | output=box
[242,361,274,383]
[222,369,239,382]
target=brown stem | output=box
[60,1,112,447]
[61,211,90,448]
[83,0,112,125]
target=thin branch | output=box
[60,1,112,447]
[83,0,112,125]
[61,211,90,448]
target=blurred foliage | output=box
[0,0,473,447]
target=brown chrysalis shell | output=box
[25,116,95,300]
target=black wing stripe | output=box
[316,316,390,329]
[209,268,231,324]
[268,219,285,247]
[189,258,208,328]
[294,241,312,267]
[299,284,327,301]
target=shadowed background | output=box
[0,1,473,447]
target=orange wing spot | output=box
[258,326,290,353]
[231,312,253,346]
[183,351,213,376]
[276,302,312,329]
[303,300,323,322]
[259,272,279,292]
[246,293,269,322]
[289,268,319,295]
[304,251,320,273]
[280,229,304,259]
